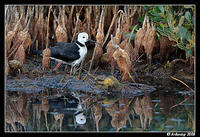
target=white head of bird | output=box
[77,32,89,45]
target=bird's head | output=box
[78,32,96,45]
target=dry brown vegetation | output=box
[5,5,194,79]
[134,15,159,65]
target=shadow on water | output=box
[5,74,194,132]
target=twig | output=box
[102,9,118,47]
[83,44,99,80]
[128,6,138,19]
[92,66,99,75]
[8,34,28,59]
[71,13,80,42]
[170,76,194,92]
[135,53,144,62]
[87,73,96,80]
[142,14,147,28]
[127,24,137,43]
[111,34,119,49]
[170,96,192,109]
[52,9,59,24]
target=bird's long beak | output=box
[87,39,102,46]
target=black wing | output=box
[50,42,80,63]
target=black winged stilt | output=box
[32,32,95,74]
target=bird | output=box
[31,32,95,75]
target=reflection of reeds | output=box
[105,97,134,131]
[6,94,30,131]
[41,97,50,131]
[52,109,64,131]
[133,94,153,130]
[92,102,102,132]
[32,104,41,131]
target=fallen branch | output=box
[170,76,194,92]
[170,95,193,110]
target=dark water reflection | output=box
[5,87,194,132]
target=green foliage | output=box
[146,6,194,58]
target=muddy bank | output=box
[6,74,156,97]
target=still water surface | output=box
[5,77,194,132]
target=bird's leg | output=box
[73,66,77,75]
[70,66,73,75]
[64,65,68,71]
[53,62,62,71]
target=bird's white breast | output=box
[73,44,87,66]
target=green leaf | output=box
[153,6,161,13]
[158,6,164,13]
[186,47,193,57]
[160,23,165,29]
[176,43,186,50]
[185,31,192,42]
[177,26,187,40]
[151,16,163,22]
[144,6,150,11]
[138,17,144,23]
[185,11,191,22]
[125,33,136,40]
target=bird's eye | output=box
[83,36,85,38]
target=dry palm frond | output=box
[159,36,176,63]
[42,48,51,70]
[53,7,67,43]
[13,44,25,66]
[134,16,159,64]
[133,14,147,60]
[120,25,137,61]
[103,6,119,47]
[8,7,33,59]
[55,25,68,42]
[113,47,134,82]
[6,14,23,52]
[106,16,122,74]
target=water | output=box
[5,75,194,132]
